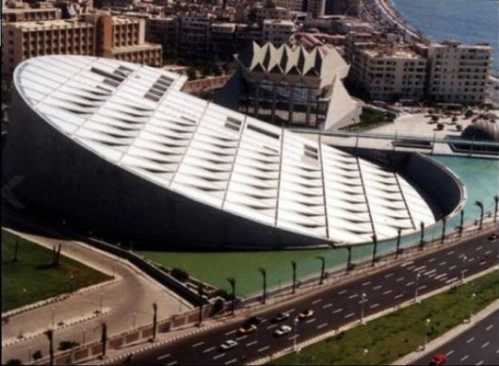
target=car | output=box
[272,312,290,323]
[247,316,265,326]
[488,233,497,242]
[220,339,238,350]
[298,309,315,320]
[238,323,257,335]
[428,353,447,366]
[274,325,292,336]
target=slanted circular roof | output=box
[462,119,499,142]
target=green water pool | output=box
[140,156,499,297]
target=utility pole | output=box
[291,261,297,294]
[227,278,236,316]
[101,322,107,358]
[459,209,464,236]
[494,195,498,223]
[475,201,484,230]
[316,256,325,285]
[152,302,158,341]
[371,235,378,266]
[419,222,425,250]
[197,284,204,327]
[45,329,54,366]
[346,246,352,271]
[259,268,267,304]
[395,228,402,258]
[440,217,447,244]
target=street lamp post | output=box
[459,209,464,237]
[424,318,431,350]
[259,268,267,304]
[419,222,425,250]
[494,195,498,223]
[371,235,378,266]
[415,273,421,303]
[346,246,352,271]
[197,284,204,327]
[440,217,447,244]
[316,256,326,285]
[45,329,54,366]
[395,228,402,258]
[293,316,299,352]
[461,255,467,284]
[360,293,367,324]
[291,261,297,294]
[152,302,158,341]
[469,292,476,321]
[227,277,236,316]
[475,201,484,230]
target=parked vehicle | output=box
[238,323,257,335]
[272,312,290,323]
[220,339,238,351]
[428,353,447,366]
[274,325,292,336]
[298,309,315,320]
[488,233,497,242]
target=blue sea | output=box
[392,0,499,74]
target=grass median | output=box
[272,269,499,365]
[1,229,112,312]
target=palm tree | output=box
[259,268,267,304]
[291,261,297,294]
[316,256,326,285]
[419,222,425,250]
[475,201,484,230]
[226,278,236,315]
[371,235,378,266]
[395,228,402,258]
[441,217,447,244]
[494,195,498,223]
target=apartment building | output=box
[253,5,292,22]
[349,45,427,101]
[146,16,177,49]
[262,19,296,45]
[177,14,214,56]
[2,19,95,77]
[272,0,305,12]
[419,41,492,104]
[307,0,325,19]
[2,3,62,23]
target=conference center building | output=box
[3,56,465,249]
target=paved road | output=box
[1,227,192,364]
[412,310,499,366]
[125,227,499,366]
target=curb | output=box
[248,265,499,365]
[2,307,111,348]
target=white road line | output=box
[225,358,237,365]
[396,276,405,282]
[236,335,247,341]
[317,322,328,330]
[427,258,436,263]
[406,281,415,287]
[203,346,216,354]
[466,337,475,344]
[446,350,454,356]
[445,277,458,284]
[213,353,225,360]
[338,289,347,295]
[345,312,355,319]
[192,341,205,348]
[401,261,414,268]
[423,269,436,276]
[312,298,322,305]
[305,318,316,324]
[257,346,270,353]
[447,250,455,255]
[225,330,237,336]
[418,285,427,291]
[484,250,492,255]
[348,294,358,299]
[287,308,296,314]
[372,285,382,291]
[166,361,178,366]
[439,261,447,266]
[157,354,171,361]
[333,308,343,314]
[476,246,483,251]
[362,281,371,286]
[266,324,278,330]
[476,360,484,366]
[370,303,380,309]
[383,289,393,295]
[434,273,447,280]
[246,340,258,347]
[407,265,416,271]
[288,335,298,341]
[460,355,469,362]
[322,303,333,309]
[385,273,394,278]
[413,265,426,272]
[481,341,490,349]
[394,293,404,300]
[480,260,487,266]
[486,324,494,331]
[449,265,456,271]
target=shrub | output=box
[171,268,189,282]
[6,359,22,366]
[211,298,225,315]
[33,351,43,360]
[58,340,79,351]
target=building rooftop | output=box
[8,19,93,29]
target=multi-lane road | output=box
[413,309,499,365]
[125,227,499,366]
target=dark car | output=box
[429,354,447,366]
[247,316,265,326]
[272,312,290,323]
[488,233,497,242]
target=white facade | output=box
[13,56,438,246]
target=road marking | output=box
[338,289,347,295]
[401,261,414,268]
[445,277,458,284]
[413,265,426,272]
[362,281,371,286]
[317,322,328,330]
[225,358,237,365]
[344,312,355,319]
[333,308,343,314]
[447,250,455,255]
[480,260,487,266]
[423,269,436,276]
[418,285,427,291]
[439,261,447,266]
[287,308,296,314]
[192,341,205,348]
[484,250,492,255]
[370,303,380,309]
[288,334,298,341]
[372,285,382,291]
[384,273,394,278]
[434,273,447,280]
[466,337,475,344]
[449,265,456,271]
[225,330,237,336]
[383,290,393,295]
[246,340,258,347]
[348,293,358,299]
[236,335,247,341]
[305,318,316,324]
[213,353,225,360]
[396,276,405,282]
[476,360,484,366]
[460,355,469,362]
[203,347,216,354]
[166,361,178,366]
[476,246,483,251]
[406,281,415,287]
[394,293,404,300]
[312,298,322,305]
[266,324,278,330]
[427,258,436,263]
[486,324,494,331]
[446,350,454,356]
[157,354,171,361]
[322,303,333,309]
[407,265,416,270]
[258,346,270,353]
[481,341,490,349]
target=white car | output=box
[220,339,238,350]
[274,325,292,336]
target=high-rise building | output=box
[307,0,326,19]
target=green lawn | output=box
[1,230,112,312]
[272,270,499,365]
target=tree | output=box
[464,109,474,119]
[5,359,22,366]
